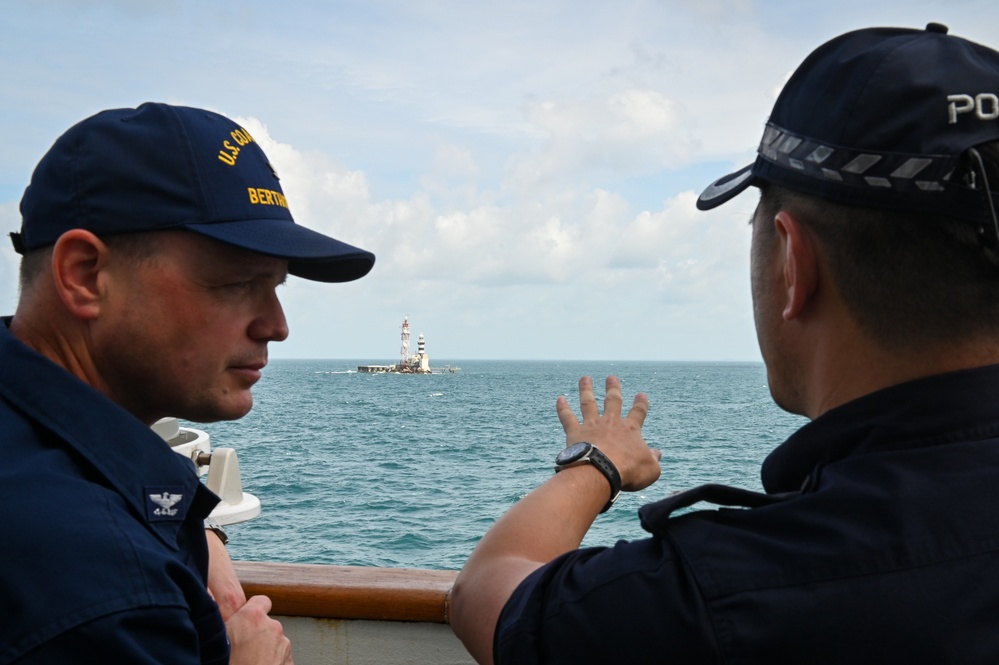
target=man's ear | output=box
[50,230,108,321]
[774,210,819,321]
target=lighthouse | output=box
[415,332,430,373]
[356,317,457,373]
[400,317,412,364]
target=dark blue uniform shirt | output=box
[496,364,999,663]
[0,319,228,664]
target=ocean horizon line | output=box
[266,357,765,364]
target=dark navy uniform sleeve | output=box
[494,537,720,664]
[17,607,227,665]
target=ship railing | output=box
[235,561,474,664]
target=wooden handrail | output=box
[234,561,458,624]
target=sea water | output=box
[195,360,806,571]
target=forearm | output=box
[451,376,660,664]
[206,527,247,621]
[450,463,609,664]
[464,462,608,566]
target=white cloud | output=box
[233,100,755,313]
[512,89,696,189]
[8,0,996,359]
[0,202,19,315]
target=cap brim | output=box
[183,218,375,283]
[696,164,757,210]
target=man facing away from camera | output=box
[0,103,374,663]
[451,23,999,663]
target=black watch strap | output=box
[204,518,229,545]
[555,444,622,513]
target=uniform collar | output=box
[0,318,219,548]
[762,364,999,493]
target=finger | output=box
[555,395,579,434]
[603,376,623,418]
[578,376,599,421]
[651,447,663,461]
[627,392,650,427]
[245,595,273,613]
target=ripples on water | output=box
[195,360,805,570]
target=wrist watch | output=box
[554,441,622,513]
[204,517,229,546]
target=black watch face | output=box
[556,441,591,465]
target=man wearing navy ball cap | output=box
[0,103,374,663]
[453,24,999,663]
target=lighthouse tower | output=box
[416,332,431,373]
[400,317,411,364]
[356,316,455,374]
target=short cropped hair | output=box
[757,144,999,352]
[17,246,52,293]
[17,232,161,295]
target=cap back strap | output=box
[9,232,25,255]
[967,147,999,254]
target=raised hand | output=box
[556,375,662,491]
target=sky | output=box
[3,0,999,361]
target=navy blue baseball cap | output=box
[697,23,999,223]
[13,102,375,283]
